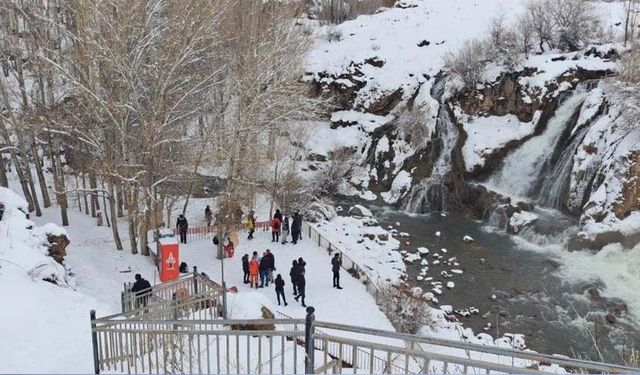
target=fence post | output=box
[90,310,100,374]
[172,292,178,330]
[305,306,316,374]
[193,266,199,294]
[120,291,125,313]
[222,281,228,320]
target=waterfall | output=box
[535,125,590,209]
[486,90,588,202]
[401,78,459,213]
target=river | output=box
[338,199,640,365]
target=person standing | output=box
[259,252,269,287]
[204,205,212,227]
[247,210,255,240]
[294,271,307,307]
[271,216,281,243]
[265,249,275,283]
[291,212,302,244]
[242,254,250,284]
[131,274,152,309]
[289,260,299,296]
[274,274,288,306]
[281,216,290,244]
[96,211,103,226]
[332,253,343,289]
[249,252,260,288]
[176,214,189,244]
[274,209,283,222]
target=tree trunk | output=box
[31,129,51,208]
[128,186,138,254]
[116,184,124,217]
[0,154,7,187]
[81,172,89,215]
[108,180,123,250]
[52,146,69,226]
[89,171,99,217]
[101,179,111,228]
[75,174,82,211]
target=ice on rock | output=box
[432,288,442,295]
[447,281,455,289]
[400,250,408,255]
[435,231,441,237]
[395,222,400,227]
[420,259,429,266]
[441,248,447,253]
[433,260,440,265]
[387,225,394,229]
[451,269,463,274]
[417,247,429,255]
[417,276,424,281]
[440,271,452,278]
[399,232,410,237]
[463,235,474,243]
[432,253,440,258]
[404,253,421,263]
[491,294,497,301]
[425,277,434,281]
[410,287,423,297]
[440,305,454,314]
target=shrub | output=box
[443,39,487,87]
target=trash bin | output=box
[158,236,179,282]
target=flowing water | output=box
[364,203,640,364]
[402,79,459,213]
[486,91,588,202]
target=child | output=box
[274,274,288,306]
[248,252,260,288]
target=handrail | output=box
[314,321,640,374]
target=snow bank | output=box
[460,113,539,172]
[227,292,276,320]
[0,187,69,286]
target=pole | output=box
[193,266,198,294]
[222,281,228,320]
[90,310,100,374]
[304,306,315,374]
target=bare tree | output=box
[624,0,640,46]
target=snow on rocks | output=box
[404,253,421,263]
[312,215,405,283]
[451,269,464,274]
[417,247,429,255]
[462,235,474,243]
[348,204,373,218]
[447,281,456,289]
[420,259,429,266]
[435,231,441,237]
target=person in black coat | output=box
[259,253,270,288]
[290,260,299,296]
[274,274,288,306]
[242,254,250,284]
[264,249,275,283]
[131,274,152,309]
[291,212,302,244]
[294,271,307,307]
[274,209,283,222]
[332,253,343,289]
[176,214,189,244]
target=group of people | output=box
[241,252,309,307]
[269,209,303,245]
[242,250,276,288]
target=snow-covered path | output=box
[177,230,394,331]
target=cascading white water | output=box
[536,125,590,209]
[486,90,588,201]
[402,79,459,213]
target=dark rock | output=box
[47,233,70,264]
[378,233,389,241]
[587,287,603,302]
[364,57,385,68]
[417,40,430,47]
[516,201,535,212]
[606,313,616,324]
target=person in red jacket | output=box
[248,251,260,288]
[271,216,281,243]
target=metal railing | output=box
[171,221,271,242]
[121,271,221,313]
[91,305,639,374]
